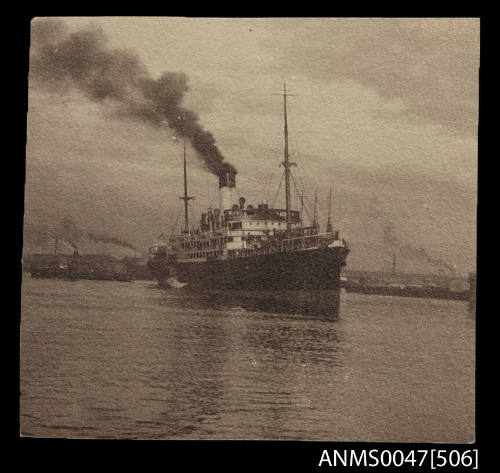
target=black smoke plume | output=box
[383,223,454,273]
[367,198,454,272]
[30,19,236,176]
[25,216,138,253]
[85,232,136,251]
[24,220,78,250]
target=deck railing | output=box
[227,232,343,260]
[150,231,347,261]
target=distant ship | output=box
[342,259,472,302]
[147,85,349,314]
[343,279,470,301]
[27,248,132,282]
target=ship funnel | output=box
[239,197,246,210]
[218,169,237,211]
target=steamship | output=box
[147,85,349,314]
[28,244,132,281]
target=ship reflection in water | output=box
[159,283,342,317]
[159,287,342,319]
[21,278,475,442]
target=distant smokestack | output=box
[383,222,453,273]
[392,253,396,274]
[219,169,237,211]
[239,197,246,210]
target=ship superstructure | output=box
[148,85,349,313]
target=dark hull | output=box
[148,246,348,315]
[344,283,470,301]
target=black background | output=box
[8,9,491,472]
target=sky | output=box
[25,17,479,274]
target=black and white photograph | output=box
[21,17,478,443]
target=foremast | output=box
[280,83,296,234]
[179,136,194,233]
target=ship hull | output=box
[26,254,133,281]
[148,246,348,315]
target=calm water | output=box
[20,277,475,441]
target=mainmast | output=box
[179,136,194,233]
[313,191,318,229]
[281,83,296,233]
[326,187,333,233]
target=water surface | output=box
[20,278,475,441]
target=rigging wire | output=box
[263,162,280,203]
[168,200,183,238]
[271,170,285,208]
[238,135,281,203]
[295,169,314,222]
[188,199,197,232]
[294,150,324,226]
[287,98,325,211]
[284,97,319,214]
[290,170,314,224]
[268,141,292,196]
[291,134,319,206]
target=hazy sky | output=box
[25,17,479,273]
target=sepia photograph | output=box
[21,17,478,442]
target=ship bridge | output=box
[224,203,300,223]
[223,202,301,235]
